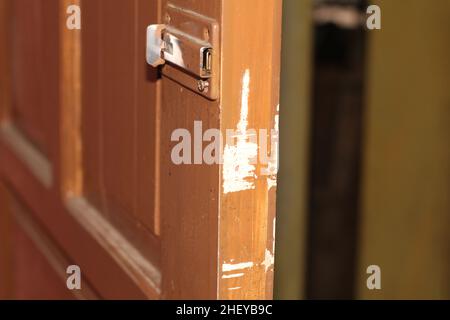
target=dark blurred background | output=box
[275,0,450,299]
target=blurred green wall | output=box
[357,0,450,299]
[276,0,450,300]
[274,0,312,300]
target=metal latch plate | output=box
[147,5,220,100]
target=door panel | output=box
[13,223,75,300]
[0,0,282,299]
[10,0,59,158]
[81,0,160,235]
[79,0,162,270]
[9,192,98,300]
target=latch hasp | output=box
[146,4,220,100]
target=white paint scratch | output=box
[261,217,277,272]
[222,261,254,272]
[222,273,244,279]
[221,218,277,279]
[266,104,279,190]
[228,287,242,291]
[223,69,258,194]
[262,249,275,272]
[237,70,251,135]
[267,174,277,190]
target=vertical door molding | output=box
[60,0,83,198]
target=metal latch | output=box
[147,25,213,79]
[146,5,219,100]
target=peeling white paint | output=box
[222,261,254,272]
[237,70,251,135]
[267,175,277,190]
[262,249,275,272]
[223,69,258,194]
[221,217,277,280]
[222,273,244,279]
[228,287,242,291]
[266,104,279,190]
[261,217,277,273]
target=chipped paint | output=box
[262,217,276,272]
[222,273,244,279]
[267,174,277,190]
[223,69,258,194]
[228,287,241,291]
[262,249,275,272]
[222,261,254,272]
[266,104,279,190]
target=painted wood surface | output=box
[0,0,282,299]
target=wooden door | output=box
[0,0,282,299]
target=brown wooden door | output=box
[0,0,282,299]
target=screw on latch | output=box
[197,80,209,93]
